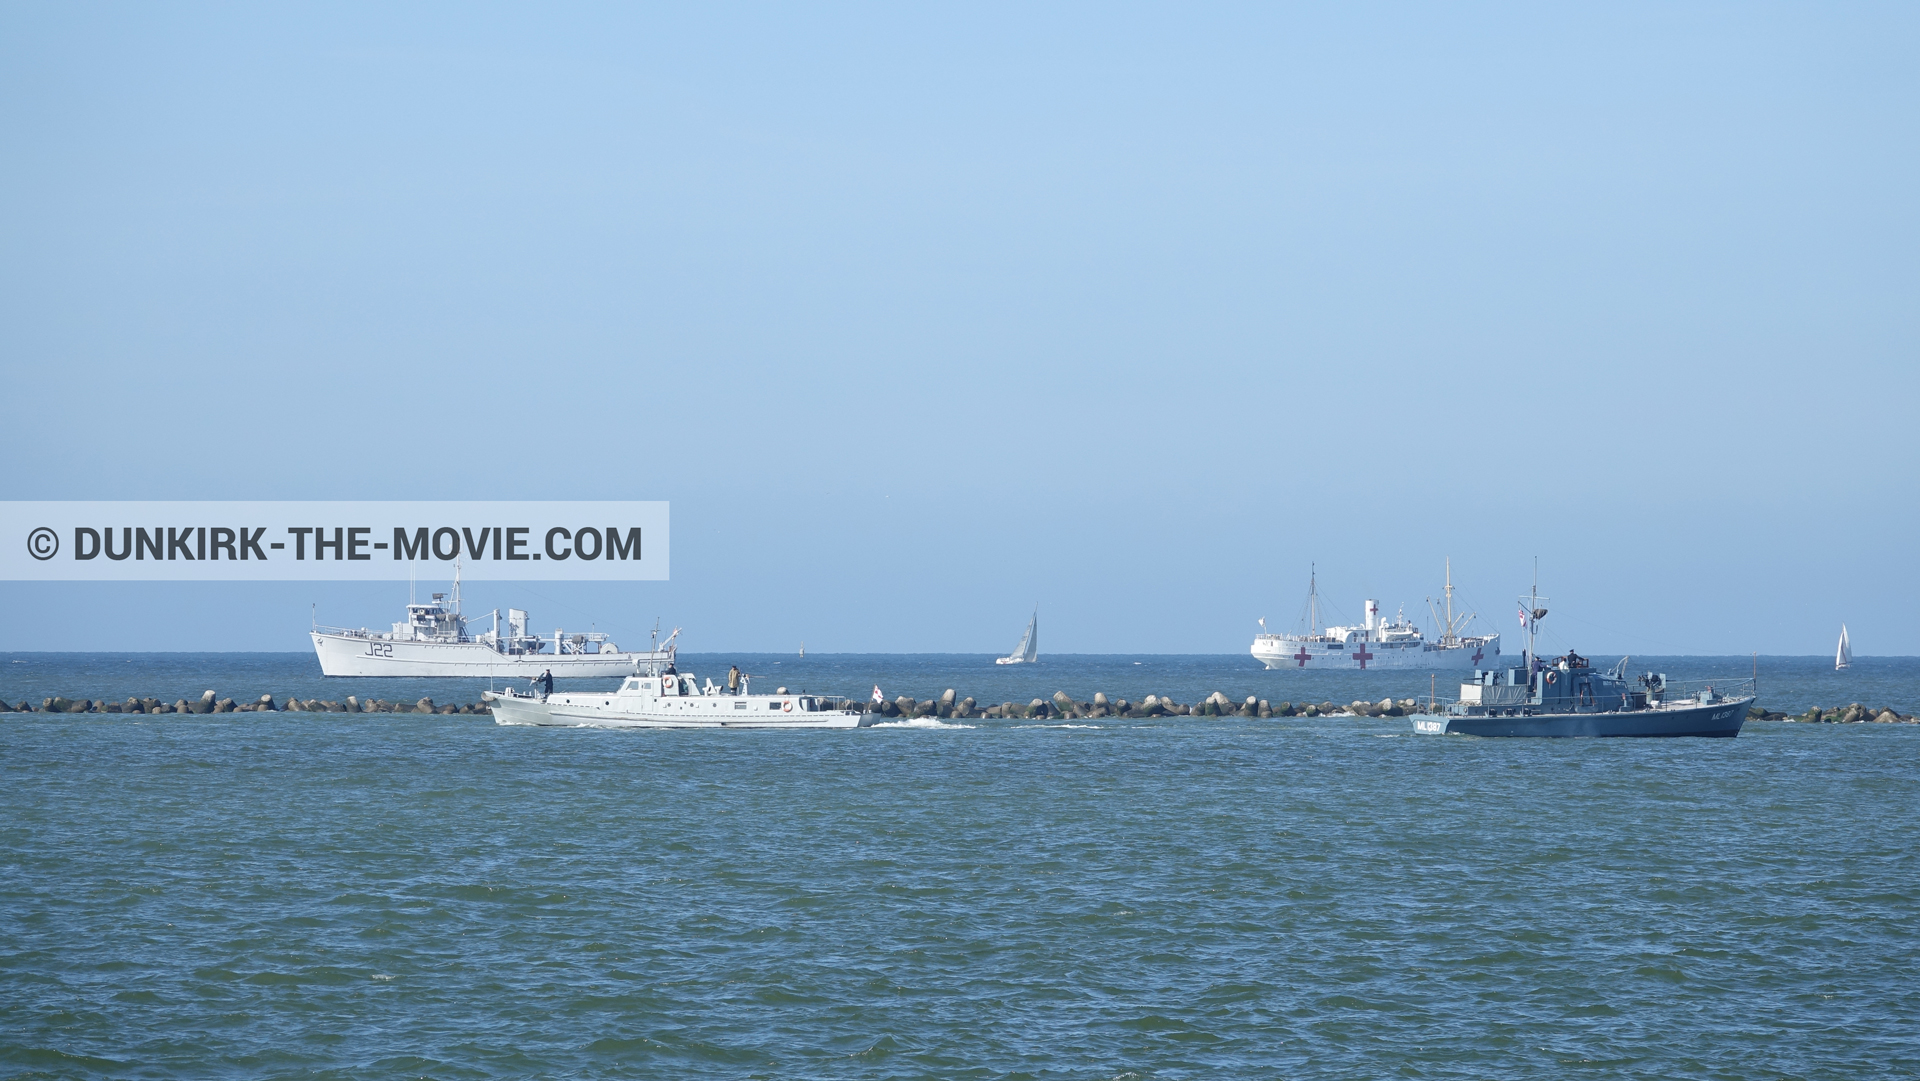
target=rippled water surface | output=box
[4,656,1919,1079]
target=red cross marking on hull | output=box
[1352,644,1374,669]
[1471,647,1484,666]
[1293,647,1311,667]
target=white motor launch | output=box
[486,669,872,729]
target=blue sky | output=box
[1,3,1915,655]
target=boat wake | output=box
[1013,723,1103,730]
[871,717,975,729]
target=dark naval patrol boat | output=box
[1410,579,1754,738]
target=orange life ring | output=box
[782,701,792,712]
[1546,671,1558,684]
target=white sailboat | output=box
[995,611,1038,665]
[1836,624,1851,670]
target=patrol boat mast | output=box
[1522,560,1548,678]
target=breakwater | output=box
[870,688,1919,723]
[8,686,1915,724]
[7,690,491,714]
[879,689,1426,719]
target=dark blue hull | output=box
[1414,696,1752,738]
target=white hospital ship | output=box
[310,567,672,678]
[1251,563,1500,672]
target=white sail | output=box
[996,611,1038,665]
[1836,624,1851,670]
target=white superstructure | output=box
[486,671,871,729]
[1251,562,1500,672]
[310,565,672,678]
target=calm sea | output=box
[4,654,1918,1079]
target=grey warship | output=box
[1410,580,1753,738]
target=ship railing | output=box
[319,623,480,644]
[1644,676,1757,706]
[1422,675,1758,714]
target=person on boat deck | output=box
[727,666,741,695]
[664,659,677,675]
[538,669,554,697]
